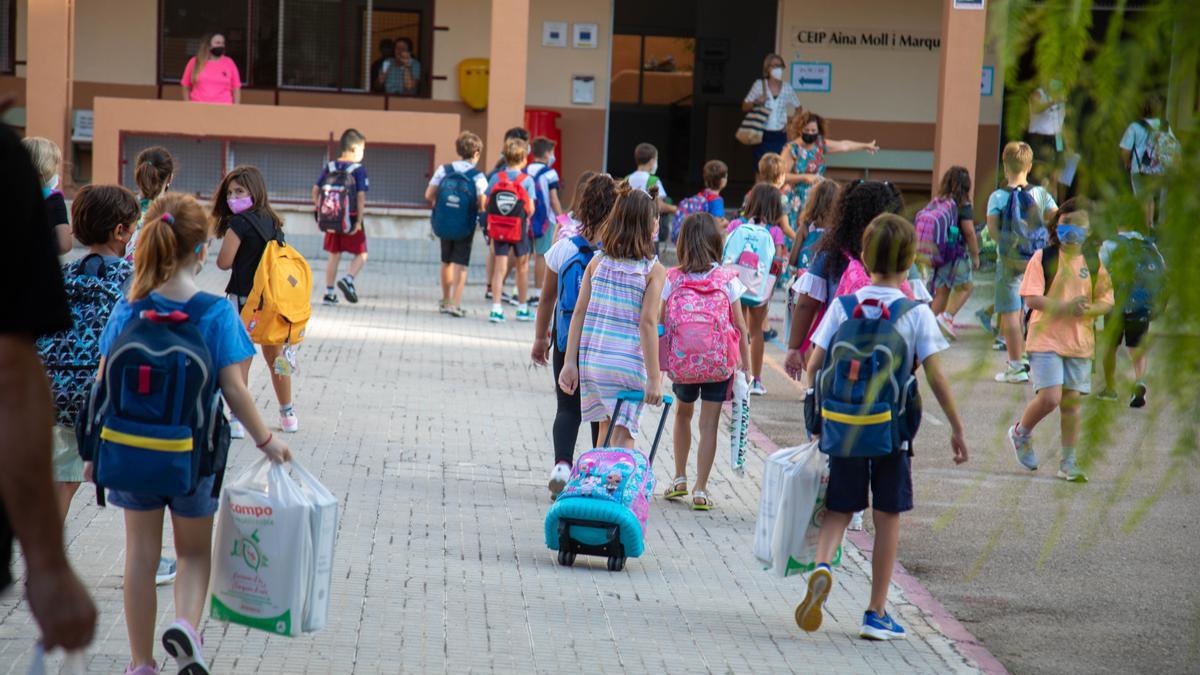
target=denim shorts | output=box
[932,256,973,291]
[825,452,913,514]
[994,262,1025,314]
[1028,352,1092,394]
[107,474,219,518]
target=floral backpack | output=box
[661,267,739,384]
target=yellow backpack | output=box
[240,221,312,346]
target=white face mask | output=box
[546,153,556,167]
[770,67,784,81]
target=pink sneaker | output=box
[125,665,159,675]
[936,313,958,341]
[162,618,209,675]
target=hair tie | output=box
[161,212,175,225]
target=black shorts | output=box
[493,236,531,258]
[440,235,473,266]
[672,378,732,404]
[825,452,913,514]
[1117,315,1150,348]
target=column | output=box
[485,0,530,159]
[932,0,986,194]
[25,0,74,173]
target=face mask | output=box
[648,162,658,175]
[770,67,784,81]
[210,47,225,58]
[801,132,819,144]
[1057,224,1086,246]
[546,153,556,167]
[228,195,254,214]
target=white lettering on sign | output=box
[791,62,832,93]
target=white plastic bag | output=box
[752,443,808,563]
[210,458,338,636]
[730,372,750,473]
[26,643,84,675]
[766,441,843,577]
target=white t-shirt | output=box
[660,264,747,304]
[744,79,802,132]
[810,286,949,365]
[525,161,561,210]
[545,236,594,274]
[428,160,489,197]
[986,185,1058,218]
[1028,88,1065,136]
[627,170,669,202]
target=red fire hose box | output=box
[524,108,562,173]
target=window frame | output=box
[1,0,15,75]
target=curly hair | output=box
[575,173,618,241]
[937,166,972,205]
[813,180,903,279]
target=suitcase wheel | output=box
[607,556,626,572]
[557,549,576,567]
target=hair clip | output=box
[161,212,175,225]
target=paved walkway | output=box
[0,240,995,673]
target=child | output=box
[558,184,666,449]
[627,142,677,217]
[486,138,537,323]
[661,212,752,510]
[92,193,291,675]
[726,184,787,396]
[926,166,981,340]
[127,146,175,261]
[798,213,968,641]
[785,179,840,345]
[526,137,563,295]
[486,127,530,303]
[553,170,598,243]
[37,185,137,518]
[214,165,299,435]
[1097,217,1164,406]
[1009,199,1113,481]
[669,160,728,244]
[314,128,370,305]
[531,173,618,498]
[757,152,798,242]
[21,136,72,255]
[426,131,488,317]
[986,141,1058,384]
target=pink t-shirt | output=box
[182,56,241,104]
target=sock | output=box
[280,403,294,415]
[518,303,529,312]
[943,312,955,322]
[1008,359,1024,370]
[1061,446,1076,463]
[1015,422,1032,437]
[492,303,502,314]
[342,274,354,283]
[326,286,335,294]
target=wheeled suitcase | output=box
[544,390,673,571]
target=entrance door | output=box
[608,0,779,209]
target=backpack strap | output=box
[533,164,555,181]
[569,235,593,253]
[885,298,920,323]
[837,294,860,319]
[240,212,281,245]
[182,292,223,323]
[442,163,457,177]
[1040,245,1060,295]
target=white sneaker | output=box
[548,463,571,499]
[155,557,177,586]
[229,417,246,439]
[848,511,865,531]
[936,313,957,341]
[749,378,767,396]
[280,410,299,433]
[994,365,1029,384]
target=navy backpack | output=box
[431,164,481,241]
[555,237,597,351]
[77,293,231,505]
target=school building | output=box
[5,0,1186,235]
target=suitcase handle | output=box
[602,390,674,467]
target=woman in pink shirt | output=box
[181,33,241,105]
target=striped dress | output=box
[579,254,658,437]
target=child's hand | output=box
[951,429,969,465]
[259,435,293,464]
[531,336,551,366]
[558,363,579,395]
[644,378,663,406]
[1068,295,1088,317]
[784,348,806,380]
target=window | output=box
[0,0,13,74]
[610,34,695,106]
[159,0,432,95]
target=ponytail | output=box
[130,193,211,300]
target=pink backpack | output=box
[833,255,916,299]
[662,267,739,384]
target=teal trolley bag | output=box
[545,391,674,571]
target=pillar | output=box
[25,0,74,176]
[485,0,530,160]
[932,0,986,194]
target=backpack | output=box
[529,164,555,238]
[1109,234,1165,320]
[431,164,481,241]
[914,197,962,269]
[1135,119,1180,175]
[723,221,776,304]
[833,256,917,301]
[997,186,1048,262]
[662,267,739,384]
[670,190,717,243]
[795,227,824,274]
[36,255,133,427]
[555,236,597,351]
[808,296,922,458]
[76,293,231,505]
[239,216,312,346]
[486,171,532,243]
[316,162,361,234]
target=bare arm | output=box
[784,293,823,380]
[311,185,320,210]
[777,216,795,242]
[639,264,667,404]
[731,299,752,371]
[355,192,367,231]
[961,217,980,264]
[922,353,968,464]
[216,229,241,270]
[424,185,438,204]
[804,344,826,384]
[788,222,809,267]
[558,258,599,394]
[986,213,999,247]
[1121,148,1133,171]
[550,188,564,218]
[55,223,73,255]
[531,269,559,365]
[825,138,879,154]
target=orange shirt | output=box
[1020,249,1114,358]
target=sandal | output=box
[692,490,713,511]
[664,476,688,500]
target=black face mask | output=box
[801,132,819,144]
[210,47,225,58]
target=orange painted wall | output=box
[933,0,987,192]
[91,98,463,185]
[24,0,73,171]
[485,0,530,161]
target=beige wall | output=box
[432,0,491,101]
[525,0,610,110]
[74,0,157,85]
[13,0,26,76]
[777,0,1002,125]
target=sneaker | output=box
[280,410,299,433]
[1096,388,1119,402]
[763,328,779,342]
[992,337,1008,351]
[155,557,177,586]
[1009,424,1039,471]
[548,462,571,499]
[322,292,339,306]
[860,610,907,641]
[438,300,451,314]
[528,295,540,307]
[229,417,246,440]
[994,364,1029,384]
[1057,458,1089,482]
[1130,382,1148,409]
[936,313,957,340]
[489,310,505,323]
[125,665,159,675]
[516,308,534,322]
[794,564,832,632]
[337,277,359,304]
[848,511,865,531]
[749,378,767,396]
[162,618,209,675]
[976,308,997,336]
[503,291,519,307]
[485,288,494,301]
[447,305,467,318]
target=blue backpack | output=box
[1111,234,1165,320]
[77,293,231,505]
[806,296,922,458]
[431,164,481,241]
[529,164,555,238]
[555,237,597,351]
[998,186,1048,262]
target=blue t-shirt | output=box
[100,292,256,371]
[706,194,726,218]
